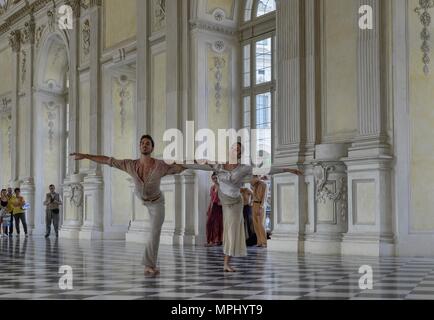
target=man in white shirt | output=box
[43,185,62,238]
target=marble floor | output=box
[0,236,433,300]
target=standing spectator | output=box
[43,185,63,238]
[240,186,256,246]
[6,187,13,237]
[0,189,11,237]
[251,175,268,248]
[205,173,223,247]
[9,188,28,238]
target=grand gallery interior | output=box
[0,0,434,301]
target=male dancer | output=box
[71,135,185,276]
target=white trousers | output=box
[141,196,165,268]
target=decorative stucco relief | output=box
[415,0,434,75]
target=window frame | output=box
[240,31,276,138]
[240,0,276,230]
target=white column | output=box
[349,0,390,158]
[60,2,82,239]
[273,0,305,165]
[8,30,20,187]
[268,0,307,253]
[304,0,319,161]
[125,0,150,243]
[20,16,37,234]
[79,0,104,240]
[68,1,81,177]
[342,0,394,256]
[147,0,196,246]
[302,0,320,240]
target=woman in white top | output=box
[185,142,303,272]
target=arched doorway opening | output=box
[33,32,70,234]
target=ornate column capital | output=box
[8,30,21,52]
[21,15,36,45]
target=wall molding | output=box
[189,18,238,36]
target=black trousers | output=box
[14,213,28,235]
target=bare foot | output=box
[224,265,236,272]
[144,267,160,276]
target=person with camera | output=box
[44,185,62,238]
[9,188,28,238]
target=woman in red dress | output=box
[205,173,223,247]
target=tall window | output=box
[241,0,276,230]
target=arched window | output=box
[244,0,276,22]
[240,0,276,231]
[256,0,276,17]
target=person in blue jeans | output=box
[6,188,13,237]
[1,189,11,237]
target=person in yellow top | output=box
[8,188,28,238]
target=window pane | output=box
[256,38,272,84]
[243,96,251,129]
[243,44,251,87]
[273,36,276,81]
[256,0,276,17]
[255,92,272,167]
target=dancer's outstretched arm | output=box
[70,153,111,166]
[181,163,215,172]
[253,167,303,177]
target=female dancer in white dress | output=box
[185,143,303,272]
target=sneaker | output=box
[45,234,50,239]
[25,234,29,238]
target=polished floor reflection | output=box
[0,237,433,300]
